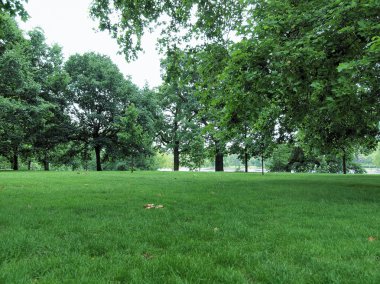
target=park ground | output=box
[0,171,379,283]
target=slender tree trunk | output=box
[95,146,102,171]
[12,154,19,171]
[261,155,264,176]
[131,155,135,173]
[173,106,180,172]
[215,142,224,172]
[173,141,180,171]
[244,125,248,173]
[244,150,248,173]
[342,151,347,175]
[28,160,32,171]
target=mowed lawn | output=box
[0,172,379,283]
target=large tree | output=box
[158,47,200,171]
[0,15,41,169]
[25,28,72,170]
[65,52,132,171]
[244,0,380,174]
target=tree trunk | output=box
[43,160,50,171]
[173,141,180,171]
[342,151,347,175]
[131,155,135,173]
[215,152,224,172]
[261,155,264,176]
[244,125,248,173]
[95,146,102,171]
[244,151,248,173]
[215,141,224,172]
[12,154,19,171]
[28,160,32,171]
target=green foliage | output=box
[90,0,245,60]
[157,47,202,170]
[267,144,366,174]
[0,17,160,171]
[154,153,173,169]
[371,144,380,167]
[267,144,292,172]
[65,52,134,171]
[115,103,154,172]
[0,0,28,20]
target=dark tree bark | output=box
[215,142,224,172]
[173,140,180,171]
[28,160,32,171]
[215,152,224,172]
[95,145,102,171]
[42,153,50,171]
[173,106,180,172]
[43,160,50,171]
[12,154,19,171]
[261,155,264,176]
[244,125,248,173]
[342,151,347,175]
[244,150,248,173]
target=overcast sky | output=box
[18,0,162,88]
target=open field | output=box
[0,172,379,283]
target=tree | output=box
[158,47,200,171]
[25,29,72,170]
[115,104,153,172]
[220,39,282,174]
[65,52,131,171]
[193,43,231,172]
[233,0,380,174]
[0,19,41,169]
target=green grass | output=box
[0,172,379,283]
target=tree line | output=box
[0,10,159,171]
[1,0,379,174]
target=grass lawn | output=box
[0,172,379,283]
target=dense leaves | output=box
[1,1,379,173]
[0,12,160,171]
[90,0,245,60]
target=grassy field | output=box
[0,172,379,283]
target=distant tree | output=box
[372,145,380,168]
[221,39,282,174]
[158,47,200,171]
[193,44,231,172]
[0,19,41,169]
[115,104,153,172]
[267,144,292,173]
[26,29,72,170]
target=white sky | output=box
[18,0,162,88]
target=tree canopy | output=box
[0,0,379,173]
